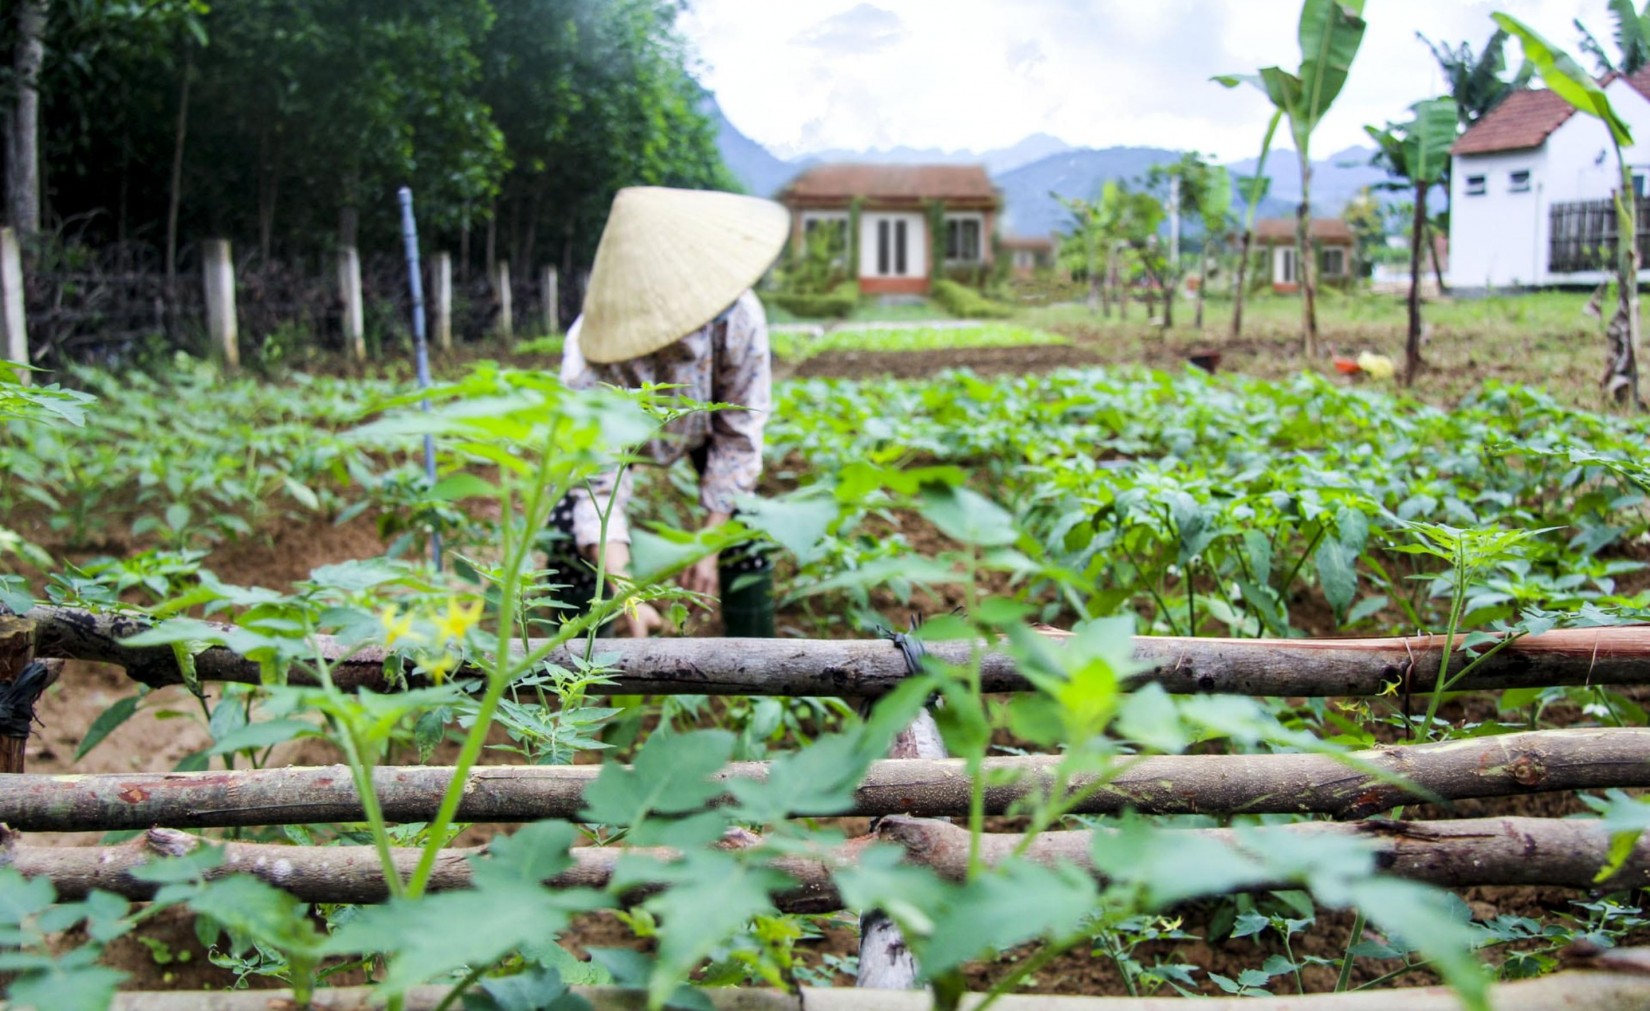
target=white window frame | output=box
[1465,175,1487,196]
[1508,169,1531,194]
[943,212,985,265]
[1321,246,1346,278]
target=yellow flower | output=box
[379,606,416,647]
[433,597,484,645]
[1357,352,1395,381]
[420,651,457,685]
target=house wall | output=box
[1448,147,1548,289]
[1450,77,1650,288]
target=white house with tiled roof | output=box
[1450,69,1650,289]
[777,164,1002,295]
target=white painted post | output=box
[432,252,453,351]
[202,239,239,370]
[338,246,365,361]
[494,259,513,343]
[541,265,559,336]
[0,229,27,384]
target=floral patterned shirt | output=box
[562,289,771,548]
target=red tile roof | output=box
[779,163,1000,205]
[1253,218,1354,243]
[1452,67,1650,156]
[1451,89,1574,156]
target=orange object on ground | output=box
[1332,356,1361,374]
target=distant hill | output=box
[704,93,1406,237]
[702,95,808,198]
[992,145,1387,239]
[806,132,1073,176]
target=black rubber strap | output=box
[0,661,50,738]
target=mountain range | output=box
[704,96,1409,240]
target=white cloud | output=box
[792,3,909,53]
[682,0,1607,162]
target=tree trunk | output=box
[1230,229,1254,342]
[1296,153,1318,358]
[1404,181,1427,387]
[72,971,1650,1011]
[5,0,45,236]
[338,205,358,251]
[256,126,278,263]
[16,815,1650,907]
[2,728,1643,831]
[1602,173,1642,408]
[484,204,496,280]
[28,603,1650,698]
[165,47,193,285]
[1427,217,1447,294]
[1195,241,1210,329]
[1086,235,1100,312]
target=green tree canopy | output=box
[8,0,732,268]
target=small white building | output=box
[1449,69,1650,290]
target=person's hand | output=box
[680,553,720,601]
[620,600,665,638]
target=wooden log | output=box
[27,605,1650,698]
[81,961,1650,1011]
[3,728,1645,831]
[14,816,1650,908]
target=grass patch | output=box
[772,323,1066,362]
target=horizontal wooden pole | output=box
[28,604,1650,697]
[7,728,1648,831]
[15,815,1650,909]
[88,960,1650,1011]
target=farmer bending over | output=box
[545,186,788,638]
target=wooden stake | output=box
[0,227,27,382]
[432,252,452,351]
[201,239,238,370]
[337,245,365,361]
[0,616,37,772]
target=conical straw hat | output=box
[578,187,790,363]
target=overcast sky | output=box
[680,0,1606,162]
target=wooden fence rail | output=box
[5,728,1647,830]
[24,604,1650,697]
[81,962,1650,1011]
[13,815,1650,908]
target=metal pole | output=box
[397,187,442,572]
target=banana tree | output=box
[1577,0,1650,74]
[1217,0,1367,359]
[1229,119,1280,342]
[1366,97,1456,387]
[1496,13,1641,410]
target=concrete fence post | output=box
[0,229,26,384]
[338,246,365,361]
[432,252,453,351]
[202,239,239,370]
[542,265,559,336]
[494,259,513,343]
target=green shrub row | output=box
[763,282,859,320]
[930,278,1014,319]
